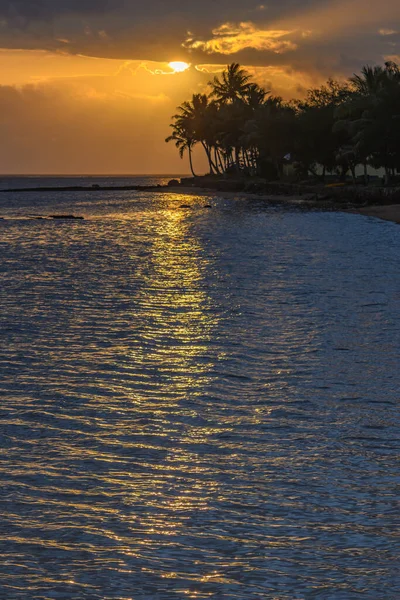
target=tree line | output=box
[166,62,400,184]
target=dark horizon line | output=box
[0,173,192,177]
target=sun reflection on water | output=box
[116,201,223,578]
[130,205,217,401]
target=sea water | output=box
[0,178,399,599]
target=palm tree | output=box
[209,67,270,173]
[339,62,400,183]
[244,96,295,178]
[350,65,389,96]
[209,63,252,104]
[243,83,269,110]
[171,93,222,174]
[293,80,352,180]
[165,123,197,176]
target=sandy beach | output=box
[354,204,400,224]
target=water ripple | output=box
[0,190,399,598]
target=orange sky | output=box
[0,0,399,173]
[0,51,325,174]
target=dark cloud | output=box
[0,0,113,21]
[0,0,399,79]
[0,0,241,29]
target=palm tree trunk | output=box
[213,148,221,175]
[208,147,219,174]
[188,147,196,177]
[350,165,356,185]
[224,151,229,172]
[216,148,225,174]
[252,149,259,174]
[201,142,215,174]
[234,147,241,173]
[243,150,249,170]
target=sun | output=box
[169,61,190,73]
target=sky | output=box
[0,0,399,174]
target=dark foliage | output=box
[166,62,400,183]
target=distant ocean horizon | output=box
[0,173,190,176]
[0,174,190,190]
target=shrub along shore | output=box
[175,175,400,206]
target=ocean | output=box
[1,176,399,599]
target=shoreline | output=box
[151,185,400,224]
[147,185,319,205]
[1,180,400,225]
[350,204,400,224]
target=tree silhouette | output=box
[166,61,400,183]
[209,63,252,104]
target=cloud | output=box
[0,0,113,23]
[379,29,398,36]
[0,0,397,77]
[0,0,396,90]
[183,22,299,55]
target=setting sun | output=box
[169,61,190,73]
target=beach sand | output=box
[354,205,400,224]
